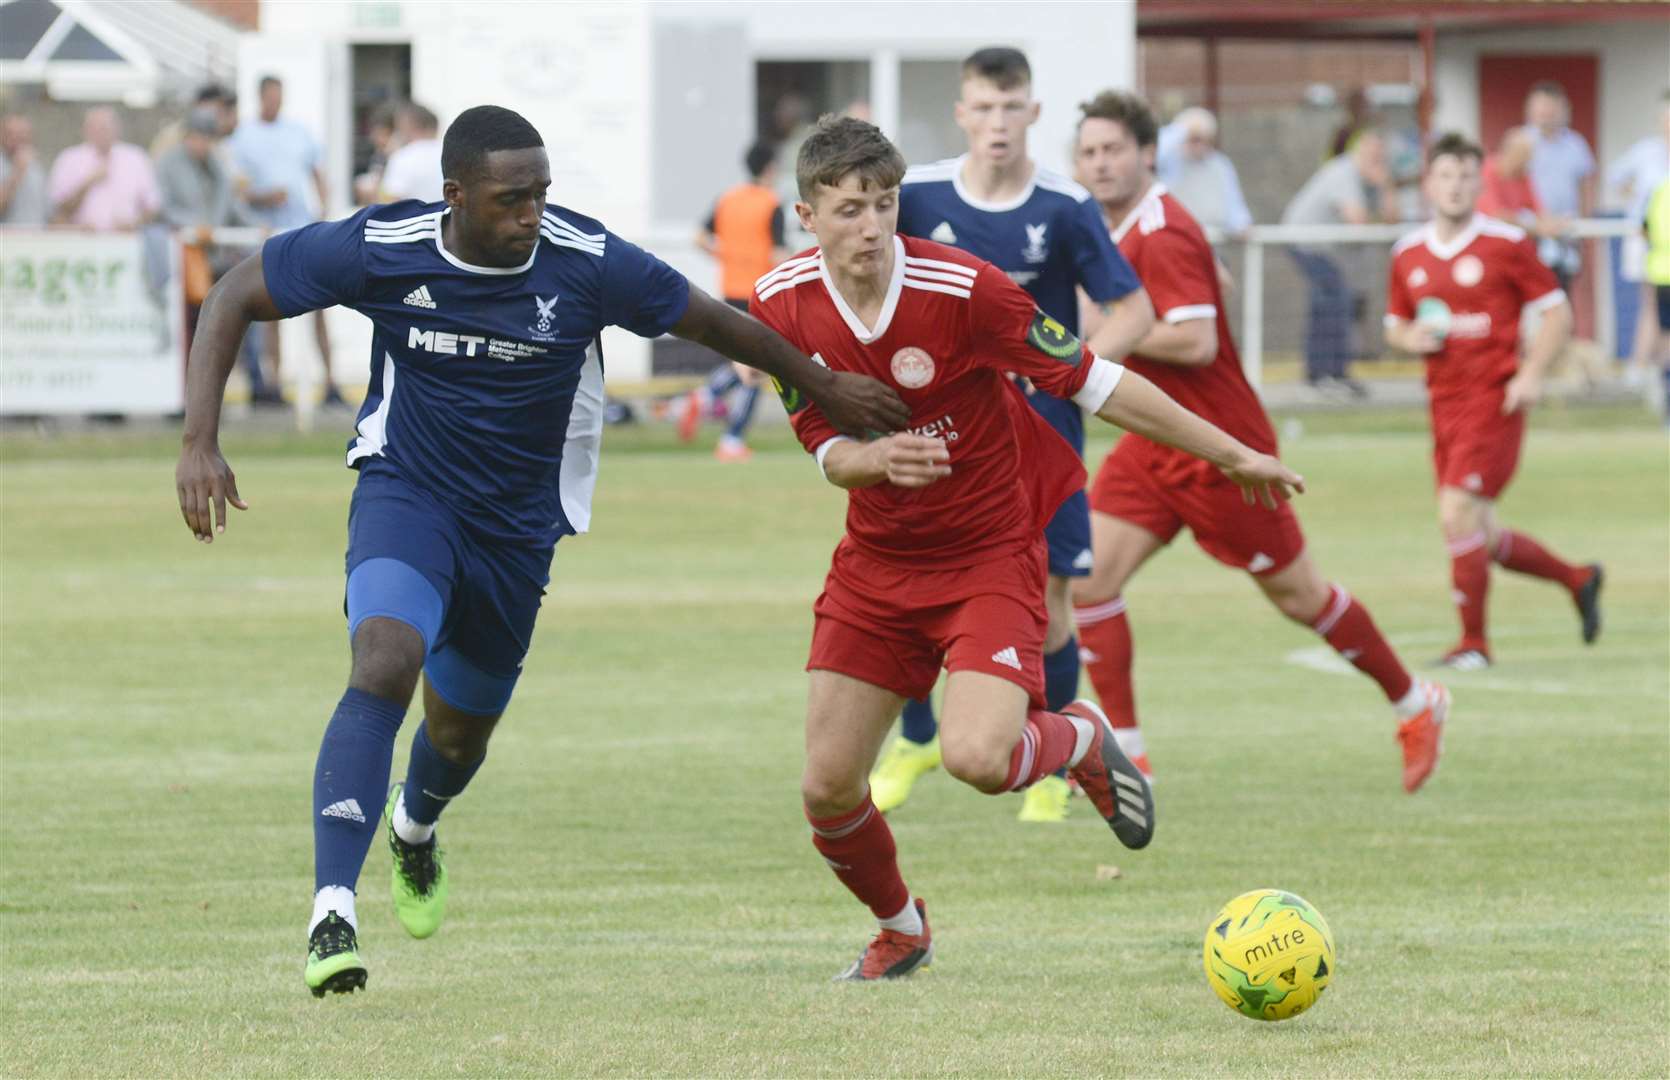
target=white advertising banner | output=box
[0,230,183,414]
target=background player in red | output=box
[1385,133,1602,671]
[752,115,1303,980]
[1069,91,1448,794]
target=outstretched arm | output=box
[1094,368,1304,508]
[176,252,284,542]
[670,285,909,435]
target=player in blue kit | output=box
[173,106,908,997]
[879,47,1155,822]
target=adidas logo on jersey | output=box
[1247,553,1275,573]
[991,646,1022,671]
[320,798,366,823]
[403,285,438,309]
[1072,548,1094,571]
[930,221,958,244]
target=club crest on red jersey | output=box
[1452,255,1485,287]
[890,347,936,389]
[1025,309,1081,363]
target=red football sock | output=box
[1493,529,1588,592]
[1448,531,1492,651]
[1304,584,1415,703]
[1075,597,1137,729]
[806,797,910,920]
[1001,709,1083,792]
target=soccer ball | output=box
[1203,889,1335,1021]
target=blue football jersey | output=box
[262,201,690,547]
[898,156,1141,451]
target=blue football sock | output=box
[706,365,741,398]
[900,697,938,745]
[400,720,485,826]
[313,688,406,892]
[1044,637,1081,712]
[725,385,760,441]
[1044,638,1081,779]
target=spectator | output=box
[1280,130,1398,397]
[47,107,159,230]
[0,113,48,226]
[1156,106,1253,237]
[380,102,442,203]
[1327,88,1374,160]
[151,84,233,160]
[685,141,789,461]
[230,74,342,407]
[1608,92,1670,377]
[1479,127,1566,240]
[1524,80,1594,290]
[155,106,270,394]
[354,102,399,205]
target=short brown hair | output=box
[962,46,1030,91]
[1528,79,1568,102]
[795,114,906,202]
[1076,90,1158,149]
[1427,131,1483,166]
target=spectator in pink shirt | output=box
[47,106,159,230]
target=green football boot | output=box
[305,912,367,997]
[386,782,448,939]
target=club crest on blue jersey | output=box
[530,294,559,338]
[1023,223,1048,264]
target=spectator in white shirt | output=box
[380,103,442,204]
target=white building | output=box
[246,0,1137,384]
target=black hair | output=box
[744,141,776,179]
[1427,131,1483,166]
[1077,90,1159,149]
[195,83,230,104]
[258,75,281,92]
[961,46,1031,91]
[441,105,544,182]
[1528,79,1567,102]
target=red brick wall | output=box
[185,0,257,30]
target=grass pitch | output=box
[2,406,1666,1077]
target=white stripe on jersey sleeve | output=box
[1162,304,1217,324]
[366,210,444,231]
[901,254,977,279]
[542,211,606,243]
[756,254,820,292]
[539,224,604,256]
[1525,288,1567,313]
[901,278,971,300]
[756,269,821,303]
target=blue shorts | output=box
[344,466,554,715]
[1023,390,1091,578]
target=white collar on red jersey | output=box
[818,235,906,343]
[1110,182,1168,243]
[1421,213,1485,261]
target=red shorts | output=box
[1088,440,1306,576]
[1431,391,1524,499]
[808,539,1049,707]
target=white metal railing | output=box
[1225,218,1639,389]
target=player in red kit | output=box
[1069,91,1449,794]
[1385,133,1602,670]
[752,115,1303,980]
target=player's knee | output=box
[801,771,866,819]
[938,728,1010,793]
[348,617,425,703]
[423,713,496,765]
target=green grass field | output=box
[3,408,1666,1077]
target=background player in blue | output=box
[881,47,1155,822]
[173,106,909,998]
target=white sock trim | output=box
[1065,714,1097,768]
[392,788,436,845]
[878,897,923,936]
[1393,680,1429,721]
[311,885,357,935]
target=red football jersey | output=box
[1385,214,1564,406]
[750,235,1122,569]
[1109,184,1277,485]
